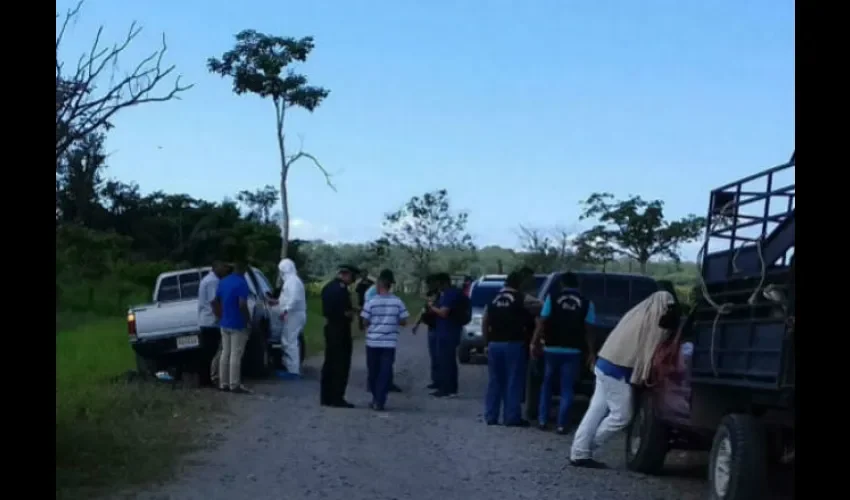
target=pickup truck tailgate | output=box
[133,299,199,340]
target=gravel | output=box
[117,329,711,500]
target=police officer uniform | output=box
[320,264,358,408]
[484,284,532,426]
[537,285,594,432]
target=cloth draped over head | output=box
[277,258,307,313]
[598,290,676,385]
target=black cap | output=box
[338,264,360,275]
[378,269,395,284]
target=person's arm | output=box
[530,295,551,349]
[584,300,597,365]
[238,280,251,327]
[360,301,372,329]
[343,287,355,318]
[398,299,410,327]
[213,282,223,320]
[429,289,456,318]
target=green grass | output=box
[56,318,221,500]
[56,292,425,499]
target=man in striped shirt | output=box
[361,269,409,411]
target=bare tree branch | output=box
[56,1,193,160]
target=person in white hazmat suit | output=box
[277,258,307,376]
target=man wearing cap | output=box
[319,264,359,408]
[360,269,409,411]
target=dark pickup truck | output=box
[525,271,677,421]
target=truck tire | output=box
[625,392,669,474]
[243,322,273,378]
[708,414,768,500]
[457,347,471,364]
[135,352,158,378]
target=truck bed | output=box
[133,299,200,341]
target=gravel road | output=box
[120,330,711,500]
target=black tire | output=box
[457,347,472,364]
[625,392,670,474]
[708,414,768,500]
[525,359,543,421]
[135,352,158,378]
[243,322,273,378]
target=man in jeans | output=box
[199,261,231,386]
[427,273,464,398]
[361,269,409,411]
[214,262,253,394]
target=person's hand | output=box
[426,299,435,308]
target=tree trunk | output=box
[275,100,289,260]
[639,259,648,275]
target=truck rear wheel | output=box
[135,352,158,378]
[708,414,768,500]
[625,392,669,474]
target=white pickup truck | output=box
[127,266,304,380]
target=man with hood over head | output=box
[278,258,307,377]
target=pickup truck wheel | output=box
[625,392,669,474]
[135,352,157,378]
[708,414,768,500]
[244,324,273,378]
[457,347,471,364]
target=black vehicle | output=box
[524,271,674,422]
[625,154,795,500]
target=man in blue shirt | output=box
[214,262,252,394]
[427,273,464,398]
[531,272,597,434]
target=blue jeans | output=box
[485,341,528,425]
[427,328,438,385]
[538,350,582,427]
[436,331,460,394]
[366,346,396,408]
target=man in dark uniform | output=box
[320,264,358,408]
[354,269,374,331]
[481,271,533,426]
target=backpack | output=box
[449,290,473,327]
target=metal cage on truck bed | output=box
[690,153,795,393]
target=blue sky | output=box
[58,0,795,255]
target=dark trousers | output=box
[199,326,221,385]
[320,323,353,404]
[366,346,396,408]
[485,341,528,425]
[538,350,582,427]
[427,328,438,385]
[435,331,460,394]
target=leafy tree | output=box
[236,185,279,224]
[573,228,617,271]
[208,30,332,259]
[578,192,705,274]
[383,189,474,284]
[516,225,576,272]
[56,1,191,161]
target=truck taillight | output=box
[127,312,137,340]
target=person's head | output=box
[504,271,523,290]
[560,271,579,289]
[337,264,358,285]
[377,269,395,292]
[278,258,298,278]
[212,260,231,278]
[434,272,452,290]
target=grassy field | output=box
[56,292,424,499]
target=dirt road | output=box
[121,330,709,500]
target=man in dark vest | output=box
[530,271,596,434]
[481,271,533,426]
[320,264,359,408]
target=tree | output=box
[578,192,705,274]
[573,227,617,271]
[383,189,474,284]
[236,185,279,224]
[207,30,332,259]
[56,1,191,161]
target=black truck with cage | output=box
[624,152,795,500]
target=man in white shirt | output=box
[278,258,307,377]
[199,261,231,386]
